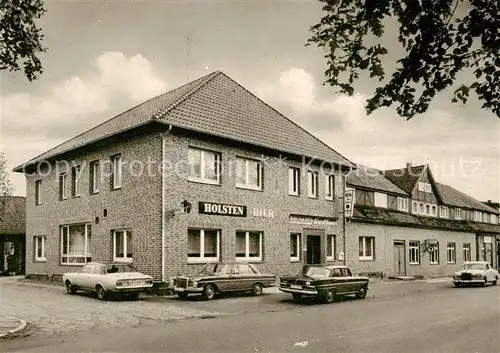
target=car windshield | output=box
[300,266,331,279]
[200,263,224,274]
[462,263,485,270]
[106,264,134,273]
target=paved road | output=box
[2,281,499,353]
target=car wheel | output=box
[481,277,487,287]
[177,292,188,299]
[356,286,367,299]
[322,289,335,304]
[493,277,498,286]
[292,293,302,302]
[203,284,215,300]
[252,283,263,296]
[96,285,107,300]
[65,281,76,295]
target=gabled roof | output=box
[435,183,499,214]
[383,165,426,194]
[14,71,355,172]
[0,196,26,235]
[346,165,407,195]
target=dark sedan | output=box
[171,263,276,300]
[279,265,369,303]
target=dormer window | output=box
[397,197,408,212]
[418,181,432,193]
[374,192,387,208]
[454,208,463,220]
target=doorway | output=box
[306,235,322,265]
[393,240,406,276]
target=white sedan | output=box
[63,262,153,300]
[452,261,498,287]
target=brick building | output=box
[14,71,355,283]
[346,164,500,278]
[0,196,26,276]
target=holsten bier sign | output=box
[199,201,247,217]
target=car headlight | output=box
[473,274,482,278]
[116,280,125,286]
[191,280,198,287]
[305,281,311,286]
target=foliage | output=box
[308,0,500,119]
[0,0,47,81]
[0,152,15,196]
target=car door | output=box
[485,264,495,282]
[340,268,357,292]
[77,264,94,289]
[237,264,256,290]
[214,265,232,292]
[330,268,344,293]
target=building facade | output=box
[14,71,354,283]
[0,196,26,276]
[346,164,500,278]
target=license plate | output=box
[175,287,185,292]
[131,280,145,285]
[290,285,302,290]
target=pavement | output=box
[0,317,27,339]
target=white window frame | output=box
[419,202,424,215]
[187,229,220,263]
[483,212,489,223]
[374,192,387,208]
[429,242,439,264]
[72,166,81,197]
[474,211,481,222]
[288,167,300,196]
[431,205,437,217]
[307,170,318,198]
[60,173,68,200]
[397,197,408,212]
[408,241,420,264]
[90,160,100,194]
[359,236,375,260]
[446,243,456,264]
[439,206,449,218]
[113,229,133,263]
[418,181,432,193]
[235,231,263,261]
[325,174,335,200]
[34,236,46,261]
[491,214,498,225]
[463,243,471,262]
[412,201,418,214]
[60,224,92,265]
[326,234,336,261]
[236,157,262,191]
[187,148,221,185]
[290,233,301,262]
[35,179,42,205]
[454,208,462,220]
[111,155,122,189]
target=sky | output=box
[1,0,499,202]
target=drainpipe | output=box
[161,125,172,283]
[342,173,347,266]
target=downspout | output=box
[161,125,172,283]
[342,173,347,266]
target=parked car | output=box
[279,265,370,303]
[63,262,154,300]
[452,261,498,287]
[171,263,276,300]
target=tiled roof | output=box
[0,196,26,235]
[436,183,500,214]
[346,165,407,195]
[14,71,355,172]
[383,165,426,194]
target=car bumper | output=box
[114,284,153,292]
[174,286,204,293]
[453,279,484,284]
[279,287,318,296]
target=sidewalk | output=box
[0,317,27,339]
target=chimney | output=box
[406,162,412,169]
[487,199,492,203]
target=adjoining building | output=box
[346,164,500,278]
[0,196,26,276]
[13,71,355,284]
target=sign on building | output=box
[198,202,247,217]
[344,188,355,218]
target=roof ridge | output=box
[153,70,222,120]
[436,182,499,213]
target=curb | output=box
[0,317,27,339]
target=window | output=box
[35,179,42,205]
[462,243,471,262]
[439,206,449,218]
[397,197,408,212]
[425,204,430,215]
[409,241,420,264]
[236,231,262,261]
[446,243,456,263]
[113,229,133,262]
[412,201,418,214]
[454,208,462,220]
[34,236,46,261]
[71,166,81,197]
[419,203,424,214]
[374,192,387,208]
[290,233,301,262]
[61,224,91,264]
[187,229,219,262]
[307,171,318,198]
[474,211,482,222]
[111,154,122,189]
[288,167,300,195]
[431,205,437,217]
[188,148,221,185]
[59,173,68,200]
[429,242,439,264]
[359,236,375,260]
[326,234,336,261]
[483,212,489,223]
[236,157,262,190]
[325,174,335,200]
[492,214,498,225]
[418,181,432,193]
[89,160,100,194]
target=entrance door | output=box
[393,241,406,276]
[306,235,322,265]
